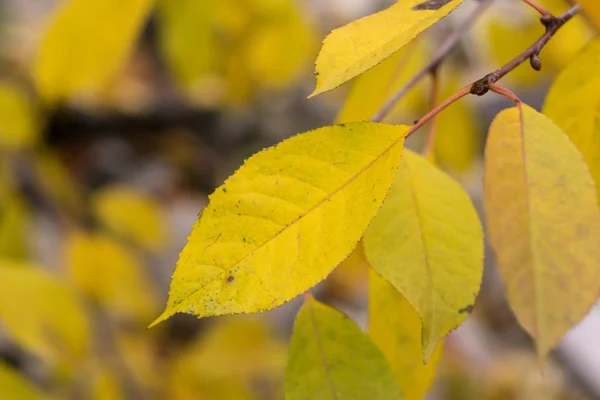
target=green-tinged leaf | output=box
[285,296,402,400]
[0,260,89,367]
[309,0,464,97]
[65,231,159,322]
[0,361,45,400]
[484,104,600,363]
[34,0,154,102]
[364,150,483,360]
[543,38,600,200]
[369,270,442,400]
[0,181,29,260]
[152,122,409,325]
[0,83,40,152]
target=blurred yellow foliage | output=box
[34,0,154,103]
[65,231,159,322]
[0,83,40,152]
[0,361,45,400]
[91,185,166,250]
[0,261,89,369]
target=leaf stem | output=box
[470,4,580,96]
[407,84,472,139]
[370,0,495,123]
[487,82,521,105]
[522,0,552,16]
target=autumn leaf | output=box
[151,122,409,325]
[369,270,443,400]
[364,149,483,360]
[484,104,600,363]
[543,38,600,200]
[285,296,402,400]
[34,0,154,102]
[309,0,464,98]
[0,260,89,368]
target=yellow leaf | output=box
[0,177,29,260]
[309,0,464,98]
[285,296,402,400]
[91,365,124,400]
[152,122,409,325]
[0,83,40,152]
[326,241,369,298]
[65,231,159,322]
[0,260,89,367]
[369,270,443,400]
[336,40,428,124]
[578,0,600,29]
[91,185,166,250]
[0,360,46,400]
[34,0,154,102]
[543,38,600,200]
[364,150,483,360]
[484,104,600,363]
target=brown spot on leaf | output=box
[227,276,234,283]
[413,0,452,10]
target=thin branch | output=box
[407,84,472,139]
[470,4,580,96]
[371,0,495,123]
[522,0,551,16]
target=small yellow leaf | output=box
[285,296,402,400]
[0,260,89,367]
[152,122,409,325]
[0,360,45,400]
[364,150,483,360]
[369,270,443,400]
[484,104,600,363]
[91,185,166,250]
[65,231,159,322]
[34,0,154,102]
[577,0,600,29]
[309,0,464,97]
[543,38,600,200]
[0,83,39,152]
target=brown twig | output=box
[371,0,495,123]
[522,0,552,16]
[406,84,472,139]
[470,4,580,96]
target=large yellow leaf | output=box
[309,0,464,98]
[543,38,600,200]
[0,361,45,400]
[0,260,89,367]
[364,149,483,359]
[484,104,600,362]
[369,270,443,400]
[285,296,402,400]
[91,185,166,250]
[65,231,159,322]
[0,83,40,152]
[34,0,154,102]
[152,122,409,325]
[578,0,600,29]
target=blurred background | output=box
[0,0,599,398]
